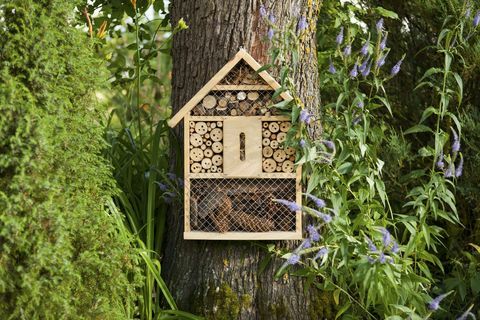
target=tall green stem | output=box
[135,8,143,148]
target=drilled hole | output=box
[240,132,246,161]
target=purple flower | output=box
[287,253,300,265]
[367,256,376,264]
[392,241,399,254]
[299,139,306,148]
[300,109,312,124]
[303,238,312,248]
[336,27,344,45]
[268,13,275,23]
[445,164,454,178]
[297,16,307,32]
[349,63,358,78]
[428,292,450,311]
[306,194,326,209]
[312,210,332,223]
[380,33,388,50]
[367,237,378,252]
[456,308,475,320]
[276,199,302,211]
[451,127,460,152]
[436,151,445,170]
[320,213,332,223]
[307,224,320,242]
[343,44,352,56]
[466,7,472,19]
[361,40,369,56]
[314,247,328,261]
[455,156,464,177]
[358,58,370,75]
[267,28,274,40]
[376,18,384,31]
[356,100,364,109]
[474,11,480,27]
[361,60,372,77]
[379,252,387,264]
[376,53,387,68]
[328,59,336,74]
[359,57,369,73]
[259,4,267,18]
[323,140,335,150]
[391,59,403,76]
[167,172,177,180]
[380,228,392,247]
[155,182,169,191]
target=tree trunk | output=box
[163,1,332,319]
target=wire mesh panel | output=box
[190,90,282,117]
[218,60,265,85]
[188,178,297,233]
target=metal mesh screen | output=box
[190,90,282,116]
[189,178,297,232]
[218,60,265,85]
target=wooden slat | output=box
[189,173,296,179]
[190,116,290,122]
[184,116,191,232]
[168,50,245,128]
[212,85,274,91]
[184,231,302,240]
[295,165,302,234]
[223,117,262,177]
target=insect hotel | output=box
[168,49,302,240]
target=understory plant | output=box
[0,0,142,318]
[262,2,479,319]
[84,1,200,319]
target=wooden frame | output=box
[172,49,302,240]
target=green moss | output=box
[307,291,337,319]
[267,301,289,318]
[202,283,252,320]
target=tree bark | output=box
[163,1,332,319]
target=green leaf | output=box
[335,301,351,320]
[418,67,443,83]
[419,106,439,124]
[445,52,452,73]
[452,72,463,105]
[446,112,462,136]
[307,172,320,193]
[404,124,433,135]
[337,162,353,174]
[258,255,272,274]
[333,289,341,305]
[374,6,399,19]
[376,96,392,116]
[375,179,386,206]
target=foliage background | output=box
[0,0,479,318]
[0,0,140,318]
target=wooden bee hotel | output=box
[168,49,302,240]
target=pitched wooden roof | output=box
[167,49,293,128]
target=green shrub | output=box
[0,1,139,318]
